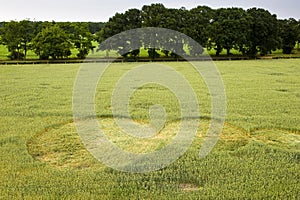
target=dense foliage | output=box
[0,21,102,60]
[98,4,300,58]
[0,4,299,60]
[279,18,299,54]
[0,20,35,59]
[31,25,72,59]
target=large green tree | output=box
[210,8,250,56]
[97,9,142,57]
[0,20,34,60]
[185,6,214,51]
[279,18,299,54]
[246,8,280,56]
[141,4,167,27]
[32,25,72,59]
[161,7,205,57]
[71,23,95,59]
[141,4,192,58]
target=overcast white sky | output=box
[0,0,299,22]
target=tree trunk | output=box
[215,45,222,56]
[24,42,27,60]
[226,48,230,56]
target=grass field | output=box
[0,60,299,199]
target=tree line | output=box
[0,21,104,60]
[0,4,300,60]
[98,4,300,58]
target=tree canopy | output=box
[0,4,299,60]
[279,18,299,54]
[0,20,34,59]
[0,21,101,60]
[31,25,72,59]
[96,4,300,58]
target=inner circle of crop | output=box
[72,27,226,173]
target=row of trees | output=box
[0,4,299,60]
[98,4,300,57]
[0,21,104,60]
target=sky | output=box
[0,0,299,22]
